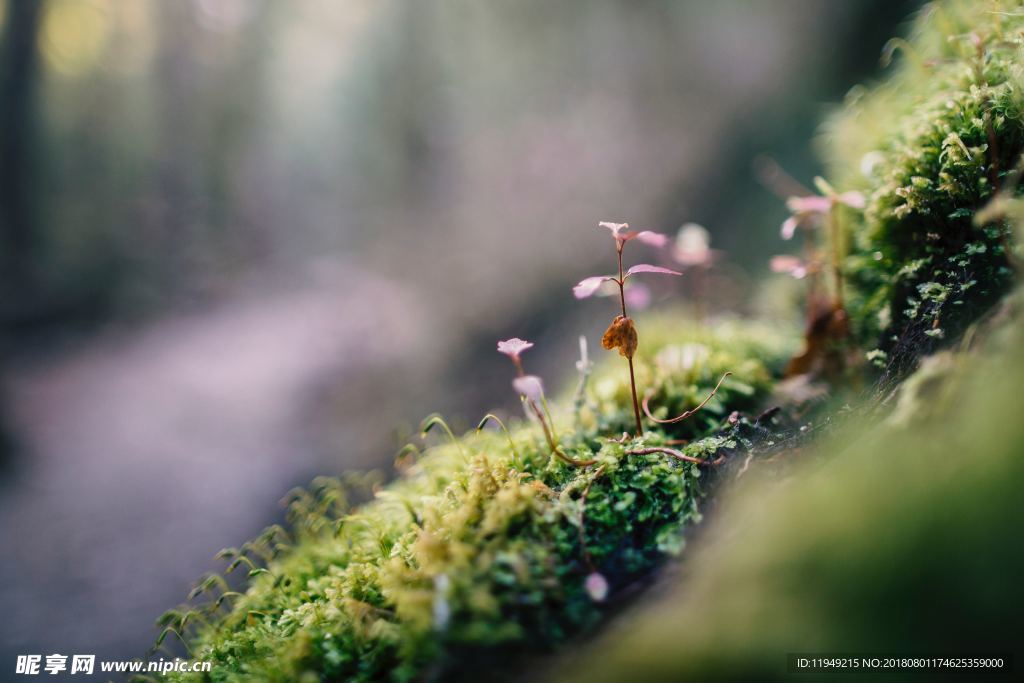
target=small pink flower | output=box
[672,223,715,267]
[512,375,545,402]
[770,255,807,279]
[585,572,609,602]
[497,338,534,361]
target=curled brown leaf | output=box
[601,315,638,359]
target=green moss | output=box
[822,0,1021,368]
[585,315,789,438]
[543,9,1024,676]
[555,295,1024,683]
[158,319,791,682]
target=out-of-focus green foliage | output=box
[555,293,1023,683]
[159,321,790,682]
[824,0,1021,368]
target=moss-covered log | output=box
[152,2,1023,680]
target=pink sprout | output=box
[585,572,609,602]
[574,264,680,299]
[573,275,617,299]
[598,221,629,240]
[634,230,669,247]
[770,255,808,279]
[574,265,680,299]
[497,338,534,361]
[780,216,801,241]
[598,221,669,249]
[785,195,833,214]
[837,191,866,209]
[781,187,866,240]
[626,264,682,277]
[581,280,651,309]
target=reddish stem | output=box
[616,242,644,437]
[828,205,844,309]
[801,226,821,325]
[627,357,643,437]
[641,372,731,425]
[626,446,724,466]
[578,464,606,572]
[528,399,596,467]
[617,246,627,317]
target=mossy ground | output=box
[157,319,794,682]
[553,5,1024,677]
[556,292,1024,683]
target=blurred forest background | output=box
[0,0,916,665]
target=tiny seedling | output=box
[776,178,865,378]
[779,178,864,310]
[572,335,594,426]
[476,413,520,460]
[498,337,596,466]
[420,413,466,456]
[573,222,681,436]
[672,223,718,321]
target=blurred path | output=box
[0,264,430,662]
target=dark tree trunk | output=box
[0,0,44,462]
[0,0,43,312]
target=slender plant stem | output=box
[627,357,643,437]
[616,242,643,436]
[801,226,820,323]
[578,464,606,572]
[829,205,844,308]
[626,446,723,466]
[641,372,731,425]
[572,336,592,427]
[616,246,627,317]
[528,399,596,467]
